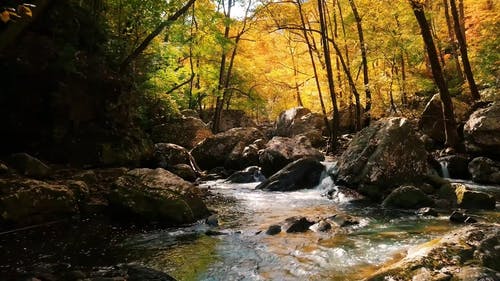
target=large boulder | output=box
[468,157,500,184]
[464,102,500,158]
[419,94,469,143]
[331,104,365,133]
[259,135,324,177]
[152,116,213,149]
[0,179,86,226]
[218,109,257,132]
[382,186,433,209]
[365,224,500,280]
[275,107,324,137]
[109,168,209,225]
[191,127,265,170]
[7,153,51,178]
[334,117,430,200]
[256,158,325,191]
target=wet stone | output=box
[265,225,282,235]
[416,207,439,217]
[284,217,315,233]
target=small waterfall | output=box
[440,161,450,178]
[316,161,337,190]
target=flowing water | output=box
[1,166,499,281]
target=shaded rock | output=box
[416,207,438,217]
[7,153,51,178]
[419,93,469,143]
[191,127,265,170]
[152,116,213,149]
[454,183,495,210]
[109,168,209,225]
[226,166,265,183]
[468,156,500,184]
[126,264,178,281]
[259,135,324,177]
[265,225,282,235]
[382,186,434,209]
[437,155,470,179]
[284,216,314,233]
[365,224,499,281]
[218,109,257,132]
[168,164,197,182]
[464,102,500,158]
[275,107,325,137]
[0,179,82,226]
[256,158,325,191]
[205,214,219,227]
[298,130,326,148]
[334,117,430,200]
[153,143,192,169]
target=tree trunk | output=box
[348,0,371,125]
[410,1,459,148]
[318,0,339,150]
[443,0,465,81]
[297,0,331,142]
[449,0,480,100]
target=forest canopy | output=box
[1,0,498,123]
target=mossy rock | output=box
[109,168,209,225]
[454,184,496,210]
[0,179,80,226]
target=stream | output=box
[0,165,498,281]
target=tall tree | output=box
[410,0,459,148]
[443,0,465,82]
[347,0,371,125]
[449,0,480,100]
[317,0,339,150]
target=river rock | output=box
[468,156,500,184]
[275,107,325,137]
[365,223,500,280]
[464,102,500,158]
[382,186,433,209]
[419,93,469,143]
[283,216,315,233]
[449,210,477,224]
[7,153,51,178]
[327,214,359,227]
[152,116,213,149]
[218,109,257,132]
[191,127,265,170]
[226,166,265,183]
[334,117,430,200]
[310,220,332,232]
[259,135,324,177]
[454,183,495,210]
[256,158,325,191]
[266,224,282,235]
[416,207,438,217]
[109,168,209,225]
[0,178,84,226]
